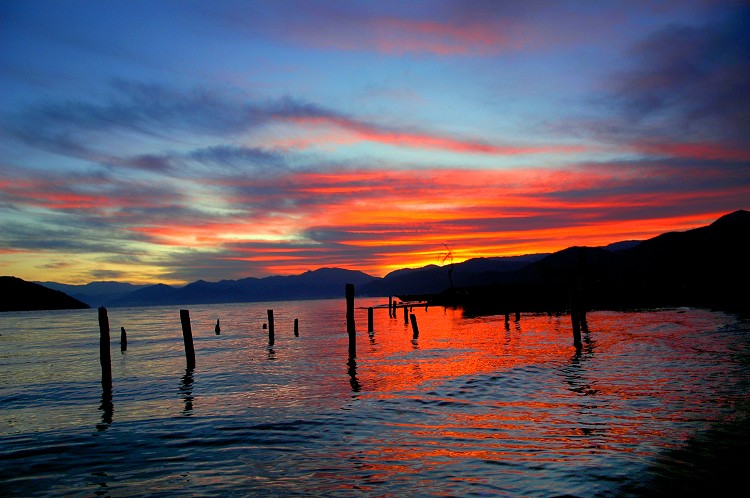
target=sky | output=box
[1,0,749,285]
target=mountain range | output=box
[6,209,748,313]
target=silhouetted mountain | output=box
[600,240,641,252]
[359,254,548,297]
[435,210,750,314]
[107,283,176,307]
[1,276,90,312]
[107,268,376,307]
[35,281,150,307]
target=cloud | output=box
[603,4,750,154]
[4,80,579,170]
[197,0,657,56]
[4,153,746,281]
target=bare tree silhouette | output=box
[438,243,455,289]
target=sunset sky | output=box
[1,0,749,285]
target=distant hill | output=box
[359,254,548,297]
[0,276,90,312]
[107,268,377,307]
[35,281,150,307]
[434,210,750,314]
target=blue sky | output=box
[1,0,748,284]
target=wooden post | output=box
[571,310,582,350]
[368,307,374,333]
[403,305,409,325]
[294,318,299,337]
[409,313,419,339]
[267,309,275,345]
[180,309,196,370]
[215,319,221,335]
[98,307,112,388]
[388,296,393,317]
[346,283,356,357]
[120,326,127,352]
[571,288,583,350]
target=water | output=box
[1,299,749,496]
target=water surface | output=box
[1,299,749,496]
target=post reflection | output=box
[97,386,113,430]
[179,368,194,415]
[562,322,598,396]
[347,356,361,393]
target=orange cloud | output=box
[198,166,745,276]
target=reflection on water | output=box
[347,357,360,393]
[179,368,194,415]
[97,386,113,430]
[0,301,749,496]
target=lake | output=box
[1,298,749,496]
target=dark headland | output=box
[0,276,90,312]
[424,209,750,315]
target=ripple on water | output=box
[1,305,750,496]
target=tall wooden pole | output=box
[120,326,127,352]
[98,307,112,388]
[346,283,356,357]
[409,313,419,339]
[572,310,583,350]
[368,307,374,333]
[180,309,196,370]
[267,309,275,345]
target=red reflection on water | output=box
[317,306,743,489]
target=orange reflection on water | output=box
[319,305,740,486]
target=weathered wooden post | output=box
[294,318,299,337]
[388,296,393,317]
[409,313,419,339]
[571,310,583,350]
[403,305,409,325]
[215,319,221,335]
[570,288,584,350]
[98,307,112,388]
[346,283,356,357]
[180,309,196,370]
[267,309,275,345]
[368,307,374,333]
[120,326,127,352]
